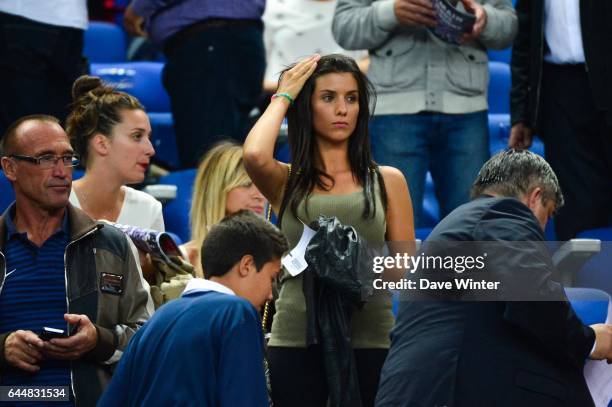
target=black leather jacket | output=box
[510,0,612,130]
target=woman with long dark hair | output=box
[244,54,415,406]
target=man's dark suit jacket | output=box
[510,0,612,130]
[376,196,596,407]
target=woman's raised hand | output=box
[276,54,321,101]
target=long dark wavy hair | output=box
[278,54,388,224]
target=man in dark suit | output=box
[376,150,612,407]
[509,0,612,241]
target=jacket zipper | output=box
[63,227,99,406]
[0,252,6,296]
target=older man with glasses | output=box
[0,114,152,406]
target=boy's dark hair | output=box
[201,210,288,279]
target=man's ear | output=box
[1,157,17,182]
[525,187,543,209]
[91,133,110,157]
[238,255,255,277]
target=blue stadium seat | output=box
[487,113,545,157]
[488,48,511,65]
[148,113,180,169]
[576,228,612,295]
[488,113,511,155]
[90,62,179,168]
[415,228,433,241]
[565,287,610,325]
[84,22,127,63]
[488,62,511,114]
[158,169,197,242]
[90,62,170,112]
[422,172,440,228]
[0,171,15,214]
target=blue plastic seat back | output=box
[488,62,511,114]
[565,287,610,325]
[148,112,180,169]
[0,171,15,214]
[159,169,197,242]
[90,62,170,113]
[487,48,511,64]
[84,22,127,63]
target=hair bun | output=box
[72,75,104,101]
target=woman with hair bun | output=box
[65,75,164,231]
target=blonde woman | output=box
[181,141,266,277]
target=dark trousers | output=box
[162,23,265,168]
[540,63,612,240]
[267,346,387,407]
[0,11,84,136]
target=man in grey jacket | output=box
[0,115,152,406]
[333,0,517,228]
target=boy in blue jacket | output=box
[98,210,288,406]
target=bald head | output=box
[2,115,62,156]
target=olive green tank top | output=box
[269,177,393,348]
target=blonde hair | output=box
[190,141,252,256]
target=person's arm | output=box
[470,0,517,50]
[218,305,269,407]
[129,0,180,21]
[124,0,182,36]
[244,55,319,211]
[333,0,436,51]
[379,166,416,281]
[509,0,534,148]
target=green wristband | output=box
[271,92,294,105]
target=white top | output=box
[70,186,165,232]
[543,0,585,64]
[0,0,87,29]
[182,278,236,296]
[262,0,367,83]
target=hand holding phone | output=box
[40,314,97,361]
[39,327,68,341]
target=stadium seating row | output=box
[84,21,515,65]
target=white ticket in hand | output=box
[281,221,316,276]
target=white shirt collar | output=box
[182,278,236,297]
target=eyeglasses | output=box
[9,154,80,169]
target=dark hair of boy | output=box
[201,210,288,279]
